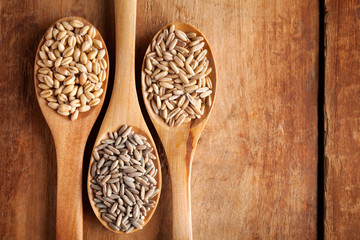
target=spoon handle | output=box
[165,133,199,240]
[55,140,84,240]
[110,0,138,109]
[170,159,193,240]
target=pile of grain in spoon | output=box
[89,125,159,233]
[36,19,107,120]
[143,24,213,127]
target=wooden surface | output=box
[324,0,360,239]
[1,0,350,239]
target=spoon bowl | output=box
[34,16,109,240]
[34,16,109,123]
[141,22,216,240]
[87,125,161,234]
[87,0,161,234]
[141,22,217,129]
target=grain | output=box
[36,18,108,120]
[90,125,159,233]
[143,25,214,126]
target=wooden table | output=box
[0,0,358,239]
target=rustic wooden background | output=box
[324,0,360,239]
[0,0,358,239]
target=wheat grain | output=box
[36,18,108,120]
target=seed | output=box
[109,202,118,214]
[63,47,74,57]
[79,94,87,106]
[39,51,48,60]
[185,85,199,92]
[96,203,107,209]
[89,98,100,106]
[133,135,144,145]
[68,66,79,75]
[79,25,90,35]
[190,42,205,53]
[81,39,91,52]
[71,110,79,121]
[84,91,95,100]
[62,84,74,94]
[98,70,106,82]
[109,222,120,231]
[52,28,60,39]
[157,63,169,71]
[58,104,71,112]
[174,29,188,42]
[79,105,90,112]
[93,39,103,49]
[93,89,103,98]
[40,89,52,98]
[89,125,159,232]
[159,82,174,89]
[97,49,106,60]
[87,50,98,60]
[101,175,111,184]
[70,19,84,28]
[43,75,54,87]
[200,90,212,98]
[93,62,101,75]
[83,84,94,94]
[144,187,155,200]
[65,35,75,47]
[88,26,96,38]
[46,96,57,102]
[75,63,87,72]
[47,52,56,61]
[101,213,113,223]
[131,220,142,229]
[90,184,101,191]
[57,109,70,116]
[56,30,67,41]
[44,28,54,40]
[143,25,213,126]
[63,76,75,85]
[88,73,99,83]
[125,226,134,233]
[154,71,168,80]
[94,82,102,91]
[57,92,67,101]
[48,102,59,109]
[121,195,133,206]
[80,52,88,64]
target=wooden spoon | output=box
[141,22,217,240]
[87,0,162,234]
[34,17,109,240]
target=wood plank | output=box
[88,0,320,239]
[324,0,360,239]
[0,0,319,239]
[0,0,115,239]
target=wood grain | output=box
[135,1,319,239]
[324,0,360,239]
[86,0,162,234]
[0,1,115,239]
[0,0,319,239]
[140,22,218,240]
[33,16,110,240]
